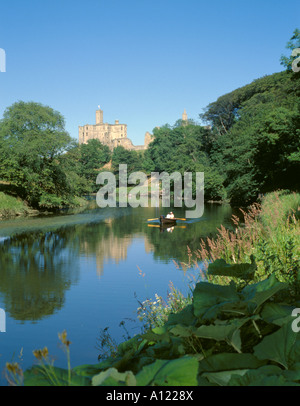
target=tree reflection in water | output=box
[0,204,234,322]
[0,230,79,322]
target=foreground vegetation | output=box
[5,191,299,386]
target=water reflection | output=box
[0,204,233,323]
[0,231,79,321]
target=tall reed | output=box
[188,191,299,285]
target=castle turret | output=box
[182,108,188,122]
[96,107,103,124]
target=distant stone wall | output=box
[144,131,154,148]
[111,137,134,150]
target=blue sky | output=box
[0,0,299,145]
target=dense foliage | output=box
[143,123,226,201]
[0,101,77,208]
[124,30,298,206]
[21,260,300,386]
[199,29,300,206]
[111,146,143,174]
[0,102,111,209]
[202,70,300,205]
[60,138,111,195]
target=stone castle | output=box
[79,107,153,151]
[78,107,192,150]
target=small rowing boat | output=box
[159,215,177,226]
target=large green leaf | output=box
[193,281,240,320]
[282,362,300,381]
[166,304,197,327]
[228,365,293,386]
[253,321,300,369]
[242,274,287,313]
[202,369,249,386]
[73,362,110,377]
[207,256,256,280]
[135,357,198,386]
[197,376,217,386]
[198,353,267,386]
[118,336,147,356]
[198,353,265,373]
[144,336,186,359]
[169,324,197,338]
[92,368,136,386]
[142,328,171,344]
[152,326,168,335]
[260,303,294,326]
[193,317,258,353]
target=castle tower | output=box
[182,108,188,122]
[96,107,103,124]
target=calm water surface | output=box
[0,203,234,384]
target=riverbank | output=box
[0,191,89,219]
[0,192,39,218]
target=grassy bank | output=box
[5,191,300,386]
[0,189,89,219]
[0,192,35,218]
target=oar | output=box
[147,217,187,221]
[148,224,186,229]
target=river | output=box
[0,202,234,384]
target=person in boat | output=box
[166,212,175,219]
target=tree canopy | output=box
[0,102,112,208]
[144,123,226,201]
[0,101,75,208]
[204,69,300,205]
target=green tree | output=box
[79,139,111,191]
[207,70,300,205]
[111,146,143,175]
[0,101,75,208]
[59,142,92,196]
[145,122,226,201]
